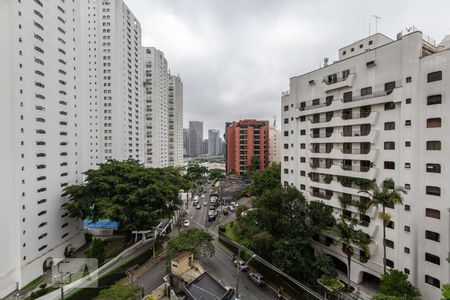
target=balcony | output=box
[310,190,333,200]
[322,73,355,92]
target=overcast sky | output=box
[127,0,450,137]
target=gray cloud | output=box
[126,0,450,136]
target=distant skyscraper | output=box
[189,121,203,157]
[183,128,189,156]
[269,126,281,164]
[168,75,183,166]
[208,129,221,155]
[143,47,169,167]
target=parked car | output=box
[196,204,201,209]
[183,220,190,227]
[249,272,265,286]
[208,215,217,222]
[230,201,236,207]
[233,260,248,272]
[201,194,206,198]
[208,209,215,216]
[229,205,235,212]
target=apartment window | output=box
[405,184,410,190]
[361,86,372,96]
[405,120,411,126]
[384,122,395,130]
[427,118,441,128]
[343,91,353,103]
[426,230,440,242]
[300,184,306,190]
[425,275,440,288]
[384,161,395,170]
[426,186,440,196]
[284,131,289,137]
[300,116,306,122]
[427,94,442,105]
[404,268,410,275]
[342,51,346,55]
[405,141,411,147]
[427,71,442,83]
[284,144,288,149]
[384,102,395,110]
[369,40,373,45]
[386,259,394,268]
[426,208,440,219]
[427,141,441,150]
[404,226,410,232]
[386,221,394,229]
[283,156,288,162]
[284,105,289,111]
[405,98,411,104]
[284,118,289,124]
[405,163,411,169]
[425,253,441,265]
[300,171,306,176]
[384,239,394,249]
[300,143,306,149]
[404,247,410,254]
[300,157,306,163]
[405,205,410,211]
[300,130,306,135]
[384,141,395,150]
[342,70,350,79]
[384,81,396,92]
[312,98,320,106]
[283,169,289,174]
[426,163,441,173]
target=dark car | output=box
[249,272,265,286]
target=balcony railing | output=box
[341,165,371,172]
[310,115,334,123]
[310,162,333,169]
[310,190,333,200]
[310,147,333,154]
[310,132,334,138]
[341,111,371,120]
[341,130,370,137]
[340,147,371,155]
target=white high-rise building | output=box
[268,126,281,164]
[0,0,85,296]
[281,31,450,299]
[168,75,184,166]
[208,129,221,156]
[143,47,169,167]
[80,0,143,169]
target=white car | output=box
[183,220,190,227]
[193,195,199,201]
[230,201,236,207]
[229,205,235,212]
[208,209,215,216]
[201,194,206,198]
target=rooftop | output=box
[184,272,232,300]
[83,219,119,230]
[173,251,192,263]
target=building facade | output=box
[143,47,169,167]
[80,0,143,168]
[268,126,281,164]
[208,129,221,156]
[183,128,189,156]
[188,121,203,157]
[0,0,85,296]
[281,31,450,299]
[225,120,269,175]
[203,139,209,156]
[168,75,183,166]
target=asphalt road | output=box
[135,259,167,295]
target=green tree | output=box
[253,231,273,258]
[442,283,450,300]
[65,160,188,234]
[186,163,208,188]
[166,228,214,262]
[314,253,336,278]
[373,269,420,300]
[98,283,142,300]
[235,204,249,218]
[360,178,406,274]
[332,219,371,287]
[249,163,281,196]
[88,238,106,265]
[209,168,225,182]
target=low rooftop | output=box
[184,272,232,300]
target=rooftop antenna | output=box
[372,15,381,33]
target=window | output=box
[300,143,306,149]
[384,102,395,110]
[405,98,411,104]
[284,105,289,111]
[426,163,441,173]
[426,208,440,219]
[343,91,352,103]
[312,98,320,106]
[426,230,440,242]
[405,184,410,190]
[283,144,288,149]
[405,141,411,147]
[361,87,372,96]
[300,157,306,163]
[405,205,410,211]
[300,184,305,190]
[366,60,376,67]
[300,116,305,122]
[405,120,411,126]
[283,169,289,174]
[426,186,440,196]
[384,122,395,130]
[283,156,288,162]
[300,130,306,135]
[404,247,410,254]
[300,171,306,176]
[284,118,288,124]
[384,239,394,249]
[386,259,394,268]
[406,77,412,83]
[427,141,441,150]
[425,253,440,265]
[425,275,440,288]
[342,51,346,55]
[384,81,396,92]
[427,118,441,128]
[404,226,410,232]
[384,142,395,150]
[427,71,442,82]
[427,94,442,105]
[386,221,394,229]
[404,268,410,275]
[368,40,373,45]
[284,131,288,137]
[384,161,395,169]
[342,70,350,79]
[405,163,411,169]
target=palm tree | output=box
[359,178,406,275]
[332,219,371,288]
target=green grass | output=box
[20,275,44,292]
[223,222,238,242]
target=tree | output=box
[314,253,336,278]
[98,283,141,300]
[209,168,225,182]
[249,163,281,196]
[442,283,450,300]
[360,178,406,274]
[65,160,188,234]
[166,228,214,262]
[186,163,208,188]
[235,204,249,218]
[373,269,420,300]
[88,238,106,265]
[253,231,273,258]
[332,219,371,288]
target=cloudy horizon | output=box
[126,0,450,136]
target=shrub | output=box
[39,283,47,289]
